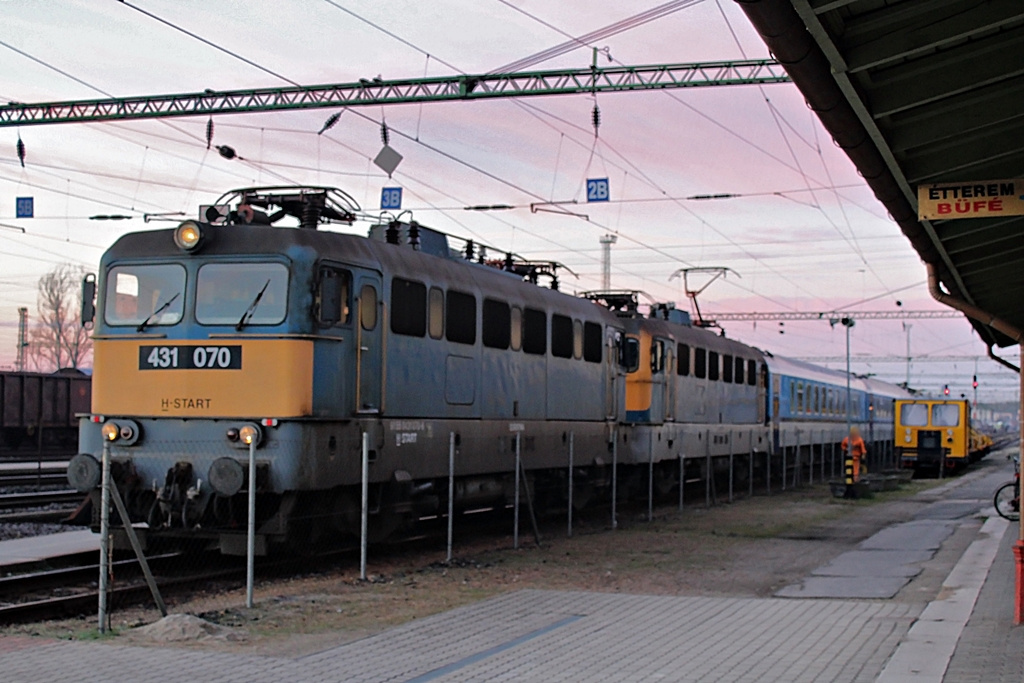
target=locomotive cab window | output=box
[583,322,602,363]
[619,335,640,372]
[104,263,186,327]
[196,262,288,326]
[932,403,961,427]
[446,290,476,345]
[483,298,510,349]
[316,267,351,326]
[390,277,426,337]
[551,314,573,358]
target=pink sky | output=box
[0,1,1018,399]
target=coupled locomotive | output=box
[69,186,912,553]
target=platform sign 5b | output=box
[917,179,1024,220]
[587,178,609,202]
[380,187,402,210]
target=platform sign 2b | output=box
[917,178,1024,220]
[380,187,402,210]
[15,196,33,218]
[586,178,610,203]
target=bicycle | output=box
[993,455,1020,522]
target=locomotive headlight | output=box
[102,422,120,442]
[174,220,204,251]
[239,424,262,447]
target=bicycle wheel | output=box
[993,482,1020,521]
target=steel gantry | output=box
[705,310,963,322]
[0,59,789,127]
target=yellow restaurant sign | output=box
[917,179,1024,220]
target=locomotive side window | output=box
[390,277,426,337]
[522,308,546,355]
[677,343,690,376]
[104,263,186,327]
[445,291,476,344]
[428,287,444,340]
[551,314,573,358]
[510,306,523,351]
[583,322,602,363]
[694,347,707,379]
[572,320,583,360]
[316,267,351,326]
[360,284,377,330]
[722,354,734,383]
[747,360,757,386]
[196,262,288,326]
[708,351,719,381]
[734,357,744,385]
[482,298,510,349]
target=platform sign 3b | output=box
[380,187,402,210]
[586,178,609,202]
[917,179,1024,220]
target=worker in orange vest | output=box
[841,426,868,481]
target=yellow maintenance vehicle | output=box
[894,399,992,473]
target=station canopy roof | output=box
[738,0,1024,348]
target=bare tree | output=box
[28,264,92,371]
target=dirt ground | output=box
[2,478,948,655]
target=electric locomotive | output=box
[69,187,630,553]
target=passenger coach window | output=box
[932,404,960,427]
[390,278,426,337]
[694,348,707,379]
[482,299,511,349]
[722,354,734,383]
[734,357,744,385]
[104,263,186,327]
[551,314,573,358]
[708,351,719,381]
[583,322,602,363]
[677,344,690,375]
[196,262,288,326]
[747,360,757,386]
[523,308,546,355]
[445,290,476,344]
[428,287,444,340]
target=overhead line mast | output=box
[0,59,789,127]
[706,310,963,322]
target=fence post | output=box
[98,441,111,633]
[782,439,787,492]
[648,434,655,522]
[678,452,684,512]
[359,432,369,581]
[728,431,734,504]
[447,432,455,564]
[247,437,259,604]
[705,429,711,509]
[514,432,521,548]
[611,429,618,530]
[749,440,754,498]
[567,432,574,538]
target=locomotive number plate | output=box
[139,345,242,370]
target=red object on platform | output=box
[1014,541,1024,625]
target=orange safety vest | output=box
[841,435,867,479]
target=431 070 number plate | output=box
[139,345,242,370]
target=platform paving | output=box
[0,529,98,568]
